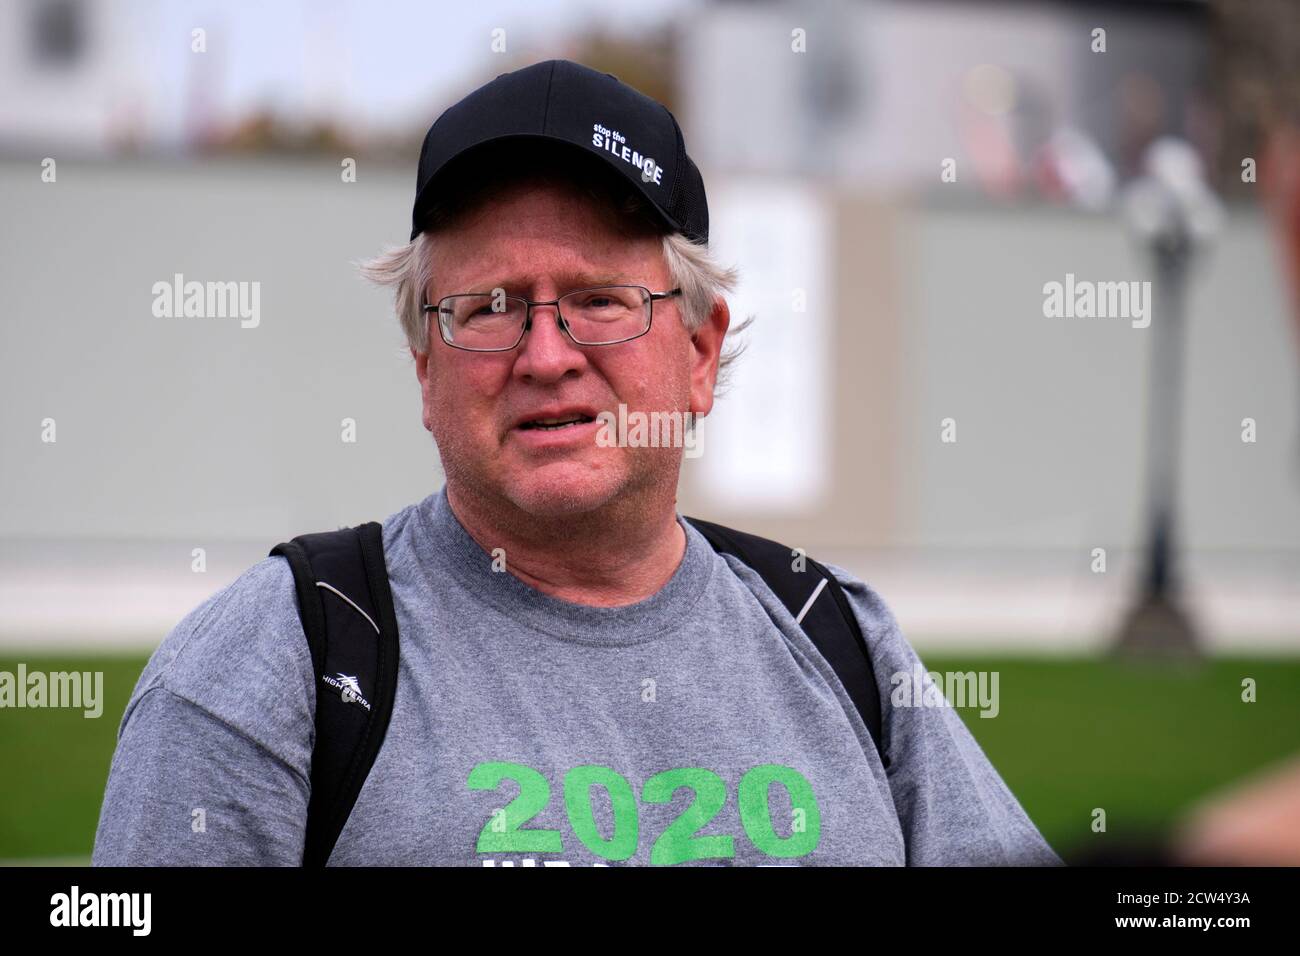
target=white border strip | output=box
[316,581,380,636]
[795,577,830,625]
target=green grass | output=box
[2,653,1298,863]
[926,654,1300,860]
[0,656,147,862]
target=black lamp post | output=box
[1115,138,1222,658]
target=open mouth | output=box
[517,414,597,432]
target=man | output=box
[93,59,1060,866]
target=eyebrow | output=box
[449,272,638,296]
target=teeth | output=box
[523,414,592,430]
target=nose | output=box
[512,299,588,383]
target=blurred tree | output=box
[212,109,356,156]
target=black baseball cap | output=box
[410,59,709,245]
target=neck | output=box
[444,480,687,607]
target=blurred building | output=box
[0,0,153,153]
[680,0,1210,193]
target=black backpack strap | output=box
[685,517,889,769]
[269,521,400,866]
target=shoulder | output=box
[818,560,912,667]
[122,555,315,773]
[689,523,910,667]
[820,561,900,629]
[822,561,1062,864]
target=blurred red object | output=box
[1260,123,1300,354]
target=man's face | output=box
[413,178,725,520]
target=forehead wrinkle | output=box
[458,270,641,296]
[428,202,664,300]
[438,241,652,296]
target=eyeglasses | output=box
[421,285,682,352]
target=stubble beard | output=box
[439,432,681,545]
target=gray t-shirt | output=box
[92,486,1061,866]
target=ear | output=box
[688,296,731,418]
[412,346,433,432]
[413,345,430,388]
